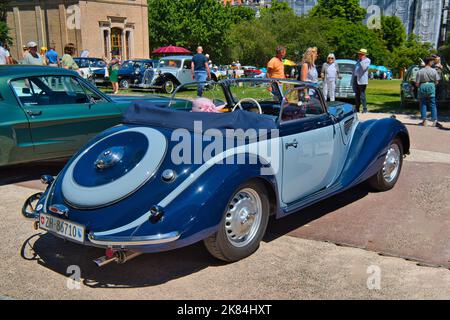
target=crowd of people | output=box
[0,40,123,94]
[0,39,445,124]
[266,45,371,113]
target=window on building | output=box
[111,27,122,56]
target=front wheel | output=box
[203,180,270,262]
[368,138,403,191]
[119,79,130,89]
[162,79,176,94]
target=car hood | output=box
[107,94,170,105]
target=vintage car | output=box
[400,64,450,108]
[131,55,193,93]
[73,57,106,79]
[0,65,168,167]
[24,78,409,266]
[131,55,218,93]
[319,59,356,100]
[92,59,158,89]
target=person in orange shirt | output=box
[267,46,286,79]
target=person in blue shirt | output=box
[352,49,371,113]
[45,45,60,67]
[191,46,211,97]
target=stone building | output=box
[6,0,149,61]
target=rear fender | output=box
[134,158,278,245]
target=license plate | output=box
[39,213,85,243]
[339,93,348,98]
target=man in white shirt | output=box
[0,41,11,65]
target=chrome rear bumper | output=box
[88,231,180,247]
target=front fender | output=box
[340,118,409,188]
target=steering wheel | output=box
[232,98,263,114]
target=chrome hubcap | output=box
[383,143,401,183]
[225,188,262,247]
[165,81,174,93]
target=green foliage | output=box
[310,0,366,23]
[438,45,450,65]
[260,0,294,17]
[324,18,389,65]
[0,21,10,45]
[227,19,277,66]
[377,16,406,51]
[389,34,434,70]
[148,0,254,63]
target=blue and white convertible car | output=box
[24,79,409,266]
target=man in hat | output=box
[21,41,44,65]
[352,48,371,113]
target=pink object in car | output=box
[191,97,225,113]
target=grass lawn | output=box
[366,79,449,118]
[99,79,449,118]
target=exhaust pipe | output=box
[93,250,142,267]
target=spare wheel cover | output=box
[62,127,167,208]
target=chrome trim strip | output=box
[88,231,180,246]
[94,140,280,236]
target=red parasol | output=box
[152,45,191,54]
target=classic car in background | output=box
[25,78,409,266]
[0,65,169,167]
[130,55,194,94]
[400,64,450,108]
[92,59,158,89]
[319,59,356,101]
[73,57,106,80]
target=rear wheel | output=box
[368,138,403,191]
[204,180,270,262]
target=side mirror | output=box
[22,88,31,94]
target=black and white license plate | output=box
[39,213,85,243]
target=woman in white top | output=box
[321,53,341,102]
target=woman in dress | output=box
[108,53,120,94]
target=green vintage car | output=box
[0,65,168,166]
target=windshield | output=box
[159,59,182,68]
[74,58,106,68]
[338,63,355,74]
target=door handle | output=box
[285,139,298,149]
[26,110,42,117]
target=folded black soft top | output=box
[123,101,278,133]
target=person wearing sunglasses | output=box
[321,53,341,102]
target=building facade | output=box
[7,0,149,61]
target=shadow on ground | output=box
[22,184,372,289]
[0,160,66,187]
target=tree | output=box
[325,18,389,65]
[378,15,406,51]
[147,0,254,64]
[0,0,10,45]
[390,34,435,72]
[310,0,366,24]
[227,19,277,67]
